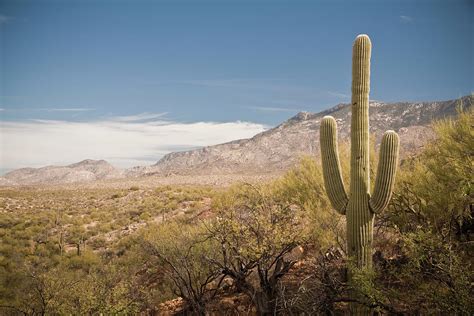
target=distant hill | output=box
[2,159,123,186]
[2,95,471,185]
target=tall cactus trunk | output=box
[348,34,373,269]
[320,34,400,315]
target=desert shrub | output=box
[139,211,151,221]
[65,250,100,271]
[58,264,143,315]
[369,107,474,313]
[0,264,81,315]
[111,192,122,199]
[0,242,145,315]
[209,183,307,315]
[276,247,347,314]
[88,236,107,249]
[0,187,212,314]
[388,107,473,239]
[401,230,472,313]
[338,227,473,314]
[272,156,346,251]
[140,221,221,314]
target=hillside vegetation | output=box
[0,108,472,315]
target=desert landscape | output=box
[1,93,472,314]
[0,1,472,315]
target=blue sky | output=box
[0,0,472,171]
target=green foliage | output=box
[0,185,215,314]
[371,106,474,314]
[209,183,307,314]
[272,156,345,250]
[212,183,306,262]
[0,106,471,314]
[388,107,473,238]
[140,221,220,313]
[403,230,472,313]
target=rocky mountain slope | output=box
[140,95,472,176]
[1,159,123,186]
[2,95,471,185]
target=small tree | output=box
[207,184,306,315]
[141,221,221,315]
[0,262,80,316]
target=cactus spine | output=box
[320,34,400,311]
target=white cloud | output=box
[108,112,168,122]
[0,107,95,113]
[400,15,414,23]
[0,117,267,170]
[37,108,95,112]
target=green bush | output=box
[272,156,345,250]
[140,221,220,314]
[369,107,474,313]
[209,183,307,314]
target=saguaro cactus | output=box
[320,34,399,284]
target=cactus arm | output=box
[370,131,400,214]
[320,116,348,214]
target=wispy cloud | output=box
[400,15,414,23]
[37,108,95,112]
[0,14,13,24]
[148,78,284,88]
[0,108,4,111]
[245,106,300,113]
[0,107,95,113]
[108,112,168,122]
[327,91,349,99]
[0,117,267,170]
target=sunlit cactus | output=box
[320,34,400,312]
[321,34,399,265]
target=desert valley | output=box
[0,1,472,314]
[1,94,472,314]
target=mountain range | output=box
[1,95,471,186]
